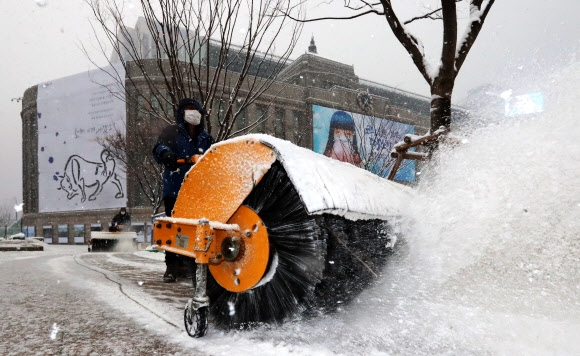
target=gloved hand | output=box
[161,150,179,170]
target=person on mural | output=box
[109,207,131,232]
[152,98,215,283]
[323,111,362,167]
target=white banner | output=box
[37,65,127,212]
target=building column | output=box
[84,223,91,244]
[52,223,58,243]
[68,223,74,244]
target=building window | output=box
[74,225,85,244]
[43,225,53,244]
[145,222,154,245]
[132,222,146,243]
[58,225,68,244]
[274,108,285,139]
[23,226,35,238]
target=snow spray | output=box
[372,62,580,354]
[250,63,580,355]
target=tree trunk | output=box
[430,0,456,134]
[430,95,452,133]
[430,76,454,133]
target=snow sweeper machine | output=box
[152,134,413,337]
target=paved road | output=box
[0,246,201,356]
[3,244,578,356]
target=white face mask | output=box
[334,135,351,143]
[184,110,202,126]
[333,132,353,143]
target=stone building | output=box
[20,38,463,244]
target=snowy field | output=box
[2,64,580,355]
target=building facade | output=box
[20,40,463,244]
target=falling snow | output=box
[2,59,580,355]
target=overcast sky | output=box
[1,0,577,204]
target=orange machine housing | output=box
[153,138,277,292]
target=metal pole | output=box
[194,264,208,302]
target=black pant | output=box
[164,196,177,217]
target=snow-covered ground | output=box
[2,64,579,355]
[0,245,202,355]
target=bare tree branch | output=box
[0,198,17,229]
[403,0,464,25]
[284,0,494,178]
[454,0,495,76]
[440,0,458,80]
[282,8,383,22]
[96,122,164,213]
[84,0,303,210]
[354,112,413,177]
[378,0,432,86]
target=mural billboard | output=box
[312,105,415,181]
[37,66,126,212]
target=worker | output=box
[153,98,215,283]
[109,207,131,232]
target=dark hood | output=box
[175,98,207,129]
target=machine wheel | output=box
[184,303,208,338]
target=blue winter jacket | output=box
[152,98,215,199]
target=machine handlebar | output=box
[176,155,201,164]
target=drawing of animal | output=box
[57,150,124,202]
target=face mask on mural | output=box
[330,136,357,163]
[332,138,355,154]
[184,110,201,125]
[334,135,352,143]
[333,131,353,144]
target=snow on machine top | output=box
[214,134,414,221]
